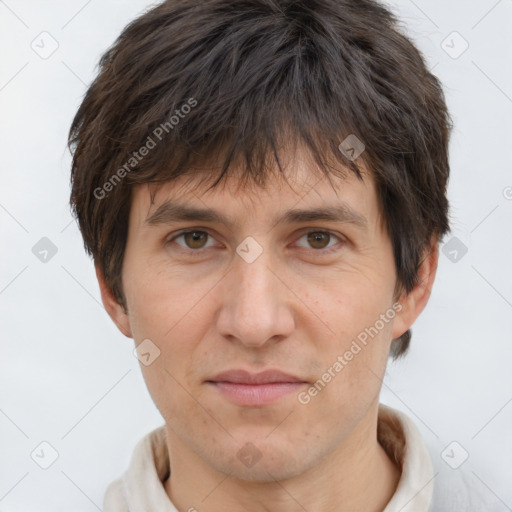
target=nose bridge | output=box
[216,246,294,347]
[235,251,275,308]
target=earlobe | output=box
[95,264,133,338]
[391,238,439,340]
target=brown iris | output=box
[183,231,208,249]
[307,232,331,249]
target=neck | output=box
[163,406,401,512]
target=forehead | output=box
[129,146,379,231]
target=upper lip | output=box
[207,369,306,385]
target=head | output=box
[69,0,451,481]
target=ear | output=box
[95,264,132,338]
[392,237,439,340]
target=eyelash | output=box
[166,229,346,256]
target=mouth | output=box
[205,369,308,406]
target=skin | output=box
[98,146,438,512]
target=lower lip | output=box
[208,381,306,406]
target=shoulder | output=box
[102,425,172,511]
[103,477,128,512]
[379,405,503,512]
[427,442,503,512]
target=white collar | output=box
[379,404,434,511]
[104,404,435,511]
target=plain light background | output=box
[1,0,511,510]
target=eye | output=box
[168,230,218,252]
[294,230,345,252]
[166,229,345,255]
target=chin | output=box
[211,439,315,483]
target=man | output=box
[68,0,487,510]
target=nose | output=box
[215,248,295,348]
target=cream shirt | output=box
[103,404,492,511]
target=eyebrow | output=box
[144,200,368,230]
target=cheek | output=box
[318,275,396,344]
[123,256,226,400]
[123,253,215,339]
[124,264,215,420]
[303,279,396,404]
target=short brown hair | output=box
[68,0,452,359]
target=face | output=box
[105,147,423,481]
